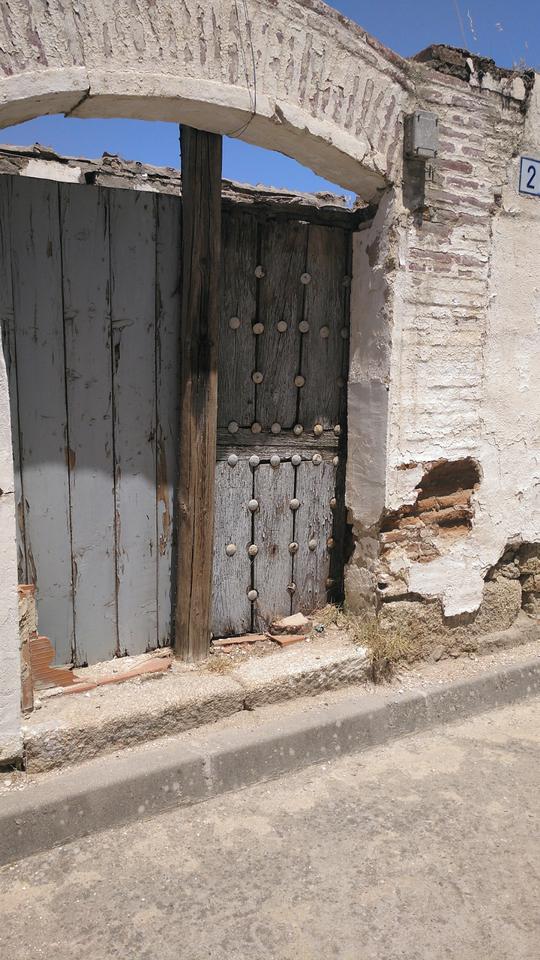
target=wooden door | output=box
[212,210,351,637]
[2,173,352,661]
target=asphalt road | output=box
[1,696,539,960]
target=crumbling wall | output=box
[346,50,540,631]
[346,52,540,629]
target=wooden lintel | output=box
[175,126,222,661]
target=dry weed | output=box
[314,604,424,682]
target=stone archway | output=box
[0,0,411,197]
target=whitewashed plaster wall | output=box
[0,343,21,763]
[371,65,539,618]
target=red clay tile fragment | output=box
[212,634,265,647]
[60,681,99,695]
[29,636,82,690]
[266,633,304,647]
[94,657,172,687]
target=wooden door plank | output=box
[109,189,158,657]
[0,177,26,583]
[60,182,117,666]
[299,225,348,431]
[292,458,335,614]
[155,194,182,648]
[253,460,295,631]
[10,177,74,664]
[175,127,222,661]
[218,209,258,430]
[211,459,252,636]
[256,220,308,432]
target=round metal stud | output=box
[330,497,337,509]
[248,498,259,512]
[340,327,349,339]
[291,454,302,467]
[293,424,303,436]
[251,422,262,434]
[313,423,323,437]
[327,537,335,551]
[289,541,299,554]
[225,543,237,557]
[290,498,300,510]
[334,424,341,437]
[294,374,305,388]
[270,454,281,468]
[252,322,264,335]
[255,265,265,279]
[247,588,258,602]
[320,325,330,339]
[299,320,310,334]
[277,320,288,333]
[333,455,339,467]
[287,582,297,595]
[229,316,241,330]
[252,370,264,384]
[312,452,322,465]
[300,272,311,285]
[343,275,351,287]
[227,453,238,467]
[248,544,258,558]
[227,421,239,434]
[249,455,260,468]
[271,422,281,434]
[308,538,317,551]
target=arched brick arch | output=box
[0,0,412,198]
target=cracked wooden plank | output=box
[109,188,157,656]
[298,224,348,431]
[292,458,334,614]
[211,459,252,637]
[155,193,181,647]
[256,219,308,431]
[218,208,258,430]
[10,176,74,664]
[253,461,295,631]
[60,181,117,664]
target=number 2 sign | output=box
[519,156,540,197]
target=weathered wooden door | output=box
[212,208,350,636]
[2,171,351,662]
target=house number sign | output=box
[519,156,540,197]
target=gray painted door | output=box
[2,175,350,661]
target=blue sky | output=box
[1,1,538,195]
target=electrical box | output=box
[404,111,439,160]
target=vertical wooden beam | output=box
[175,126,222,661]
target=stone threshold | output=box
[22,633,370,773]
[20,613,540,774]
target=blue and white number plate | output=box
[519,156,540,197]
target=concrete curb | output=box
[1,655,540,866]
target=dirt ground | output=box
[1,695,539,959]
